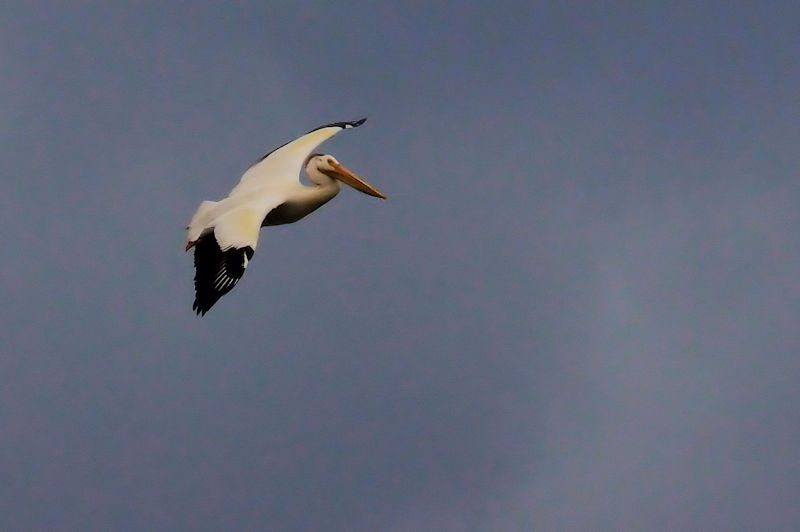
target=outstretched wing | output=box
[191,205,264,316]
[230,119,366,196]
[193,233,254,315]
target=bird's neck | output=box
[302,179,340,212]
[314,177,340,198]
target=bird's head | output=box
[305,153,386,199]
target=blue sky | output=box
[2,2,799,530]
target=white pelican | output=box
[185,118,385,315]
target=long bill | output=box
[328,162,387,199]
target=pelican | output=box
[185,118,385,315]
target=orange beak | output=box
[326,162,387,199]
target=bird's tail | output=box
[185,200,219,245]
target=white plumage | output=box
[185,119,385,315]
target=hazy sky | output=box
[2,2,799,530]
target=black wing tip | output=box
[191,235,254,317]
[192,300,210,316]
[311,118,367,132]
[192,294,214,316]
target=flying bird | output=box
[185,118,385,315]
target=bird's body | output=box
[185,119,385,315]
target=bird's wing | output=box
[230,119,366,196]
[190,203,270,316]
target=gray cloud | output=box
[2,2,798,530]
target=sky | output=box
[2,2,799,530]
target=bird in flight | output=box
[185,119,385,315]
